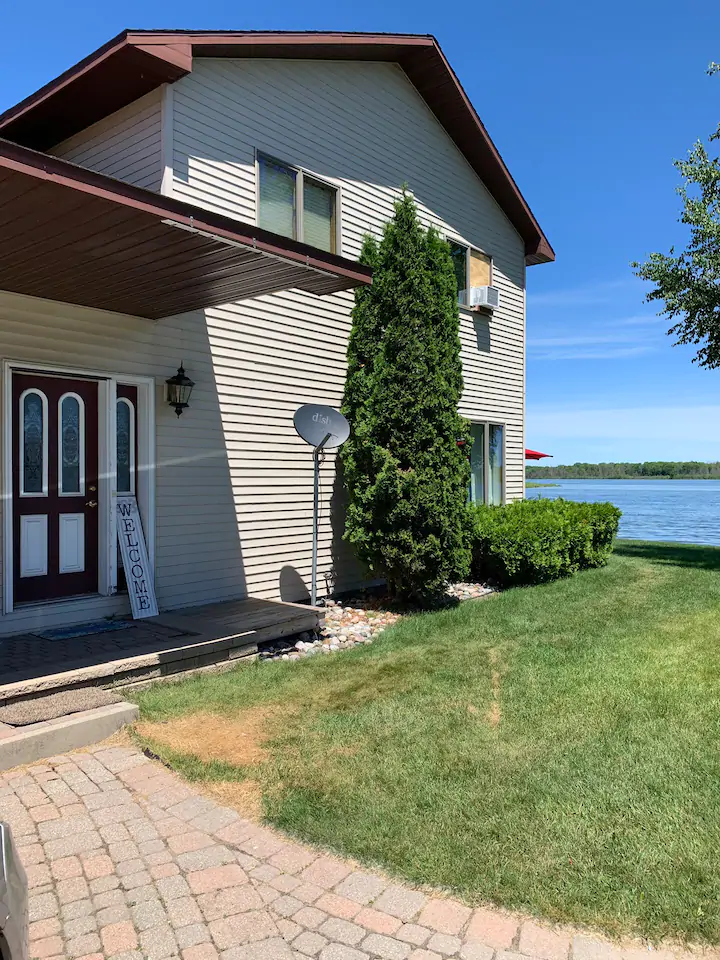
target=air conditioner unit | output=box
[468,286,500,312]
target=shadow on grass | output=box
[614,539,720,570]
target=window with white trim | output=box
[258,153,338,253]
[448,242,493,306]
[469,422,504,505]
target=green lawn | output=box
[132,541,720,943]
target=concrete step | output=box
[0,702,138,771]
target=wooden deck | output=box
[0,597,323,705]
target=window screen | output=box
[469,422,485,503]
[258,156,296,239]
[449,242,468,305]
[303,178,336,253]
[489,424,504,505]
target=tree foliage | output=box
[526,461,720,480]
[340,192,471,602]
[632,66,720,367]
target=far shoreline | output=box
[526,476,720,482]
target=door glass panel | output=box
[22,391,46,495]
[469,422,485,503]
[489,424,504,505]
[60,395,83,494]
[116,399,134,494]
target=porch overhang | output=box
[0,138,372,320]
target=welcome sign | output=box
[116,496,158,619]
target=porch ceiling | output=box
[0,139,372,320]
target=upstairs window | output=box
[448,242,493,306]
[258,154,337,253]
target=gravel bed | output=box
[261,581,493,662]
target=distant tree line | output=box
[526,462,720,480]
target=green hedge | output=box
[468,498,621,587]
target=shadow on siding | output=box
[154,310,248,611]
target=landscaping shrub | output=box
[468,498,621,587]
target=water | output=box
[525,479,720,546]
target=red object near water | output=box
[525,449,552,460]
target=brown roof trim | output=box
[0,30,554,265]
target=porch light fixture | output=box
[165,363,194,417]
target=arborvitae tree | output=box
[341,192,471,603]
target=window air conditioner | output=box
[468,286,500,312]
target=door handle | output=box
[86,501,98,508]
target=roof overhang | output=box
[0,139,372,320]
[0,31,554,266]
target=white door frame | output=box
[2,359,155,615]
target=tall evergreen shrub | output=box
[341,192,471,602]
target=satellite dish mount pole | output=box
[293,404,350,607]
[311,432,332,606]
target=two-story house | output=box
[0,31,553,639]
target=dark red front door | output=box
[13,372,99,604]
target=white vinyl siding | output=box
[49,89,163,191]
[168,58,526,598]
[2,56,528,611]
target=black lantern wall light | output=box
[165,364,195,417]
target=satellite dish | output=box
[294,404,350,450]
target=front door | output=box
[12,372,99,604]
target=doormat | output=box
[0,688,122,726]
[34,620,135,641]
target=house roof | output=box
[0,30,555,266]
[0,138,372,320]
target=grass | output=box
[131,541,720,943]
[525,481,561,488]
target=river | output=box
[525,478,720,546]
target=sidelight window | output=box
[58,393,85,496]
[116,397,135,494]
[20,389,48,497]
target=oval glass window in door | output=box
[59,393,85,495]
[21,389,48,496]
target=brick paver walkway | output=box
[0,746,702,960]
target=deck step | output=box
[0,598,323,705]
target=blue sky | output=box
[2,0,719,464]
